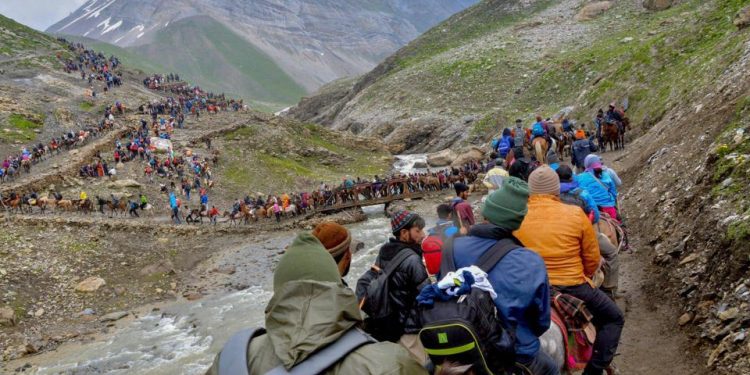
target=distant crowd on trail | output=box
[205,105,630,375]
[55,38,123,97]
[143,74,246,113]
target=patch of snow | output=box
[101,19,123,35]
[114,35,125,44]
[57,0,117,31]
[165,21,170,27]
[88,0,117,19]
[83,30,91,37]
[97,16,112,29]
[137,32,145,39]
[129,24,145,32]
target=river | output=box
[31,156,439,374]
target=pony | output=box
[532,137,549,164]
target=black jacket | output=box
[376,238,429,339]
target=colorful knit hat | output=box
[391,209,418,235]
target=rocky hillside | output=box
[47,0,477,108]
[293,0,750,372]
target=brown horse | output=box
[602,122,619,152]
[532,137,548,164]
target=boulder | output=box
[75,277,106,292]
[575,1,613,21]
[735,5,750,29]
[642,0,673,11]
[451,146,485,167]
[413,161,429,169]
[214,265,237,275]
[427,149,458,167]
[0,306,16,326]
[107,179,142,189]
[100,311,129,322]
[139,259,175,276]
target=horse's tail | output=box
[535,140,545,164]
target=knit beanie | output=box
[584,154,602,169]
[528,165,561,195]
[312,222,351,259]
[391,209,418,235]
[273,233,341,292]
[481,177,529,231]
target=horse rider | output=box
[514,166,623,375]
[605,103,624,129]
[512,119,526,158]
[576,155,619,222]
[79,190,88,203]
[572,130,597,173]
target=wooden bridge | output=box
[313,190,437,214]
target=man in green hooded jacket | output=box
[206,233,426,375]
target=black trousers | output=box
[556,283,624,372]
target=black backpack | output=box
[355,249,414,340]
[419,237,519,375]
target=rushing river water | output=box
[34,157,438,374]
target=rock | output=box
[214,265,237,275]
[100,311,129,322]
[735,5,750,29]
[451,146,485,168]
[413,161,429,169]
[642,0,673,11]
[575,1,612,21]
[718,307,739,321]
[75,277,106,292]
[678,312,694,326]
[427,149,458,167]
[678,253,700,266]
[721,178,733,188]
[107,179,142,189]
[0,306,16,326]
[184,292,203,301]
[621,37,634,43]
[140,259,175,276]
[34,308,44,317]
[70,149,79,156]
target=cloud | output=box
[0,0,88,31]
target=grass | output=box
[134,15,306,109]
[58,34,169,75]
[1,114,43,142]
[79,101,95,111]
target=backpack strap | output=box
[438,235,457,276]
[218,327,267,375]
[475,238,520,274]
[265,328,376,375]
[379,247,415,277]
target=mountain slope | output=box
[47,0,478,105]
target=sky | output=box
[0,0,88,31]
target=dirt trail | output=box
[596,149,705,374]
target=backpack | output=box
[573,140,591,165]
[355,249,414,340]
[419,237,518,374]
[491,138,500,151]
[497,137,511,157]
[561,188,589,215]
[216,327,376,375]
[532,122,545,136]
[513,127,525,148]
[422,223,458,275]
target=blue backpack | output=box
[491,138,500,151]
[497,137,511,157]
[532,123,545,136]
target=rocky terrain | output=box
[46,0,477,108]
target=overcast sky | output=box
[0,0,88,31]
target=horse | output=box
[283,204,297,218]
[77,199,93,214]
[601,122,620,152]
[222,210,249,226]
[186,209,207,224]
[617,116,630,150]
[532,137,549,164]
[21,159,31,174]
[55,199,74,212]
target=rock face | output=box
[735,5,750,29]
[0,306,16,326]
[642,0,673,11]
[575,1,613,21]
[48,0,477,93]
[451,146,485,167]
[75,277,106,292]
[427,149,458,167]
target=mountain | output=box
[47,0,478,108]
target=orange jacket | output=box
[514,195,600,287]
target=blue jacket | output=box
[169,192,177,209]
[450,225,550,361]
[560,181,600,223]
[576,170,617,208]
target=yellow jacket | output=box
[80,191,87,200]
[514,194,600,286]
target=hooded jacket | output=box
[576,170,617,208]
[370,239,429,340]
[450,224,550,362]
[514,195,601,287]
[205,281,426,375]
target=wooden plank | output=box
[312,191,433,214]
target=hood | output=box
[264,280,362,369]
[380,238,422,261]
[560,181,579,193]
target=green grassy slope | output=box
[58,34,168,75]
[134,15,306,110]
[329,0,749,142]
[0,14,63,58]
